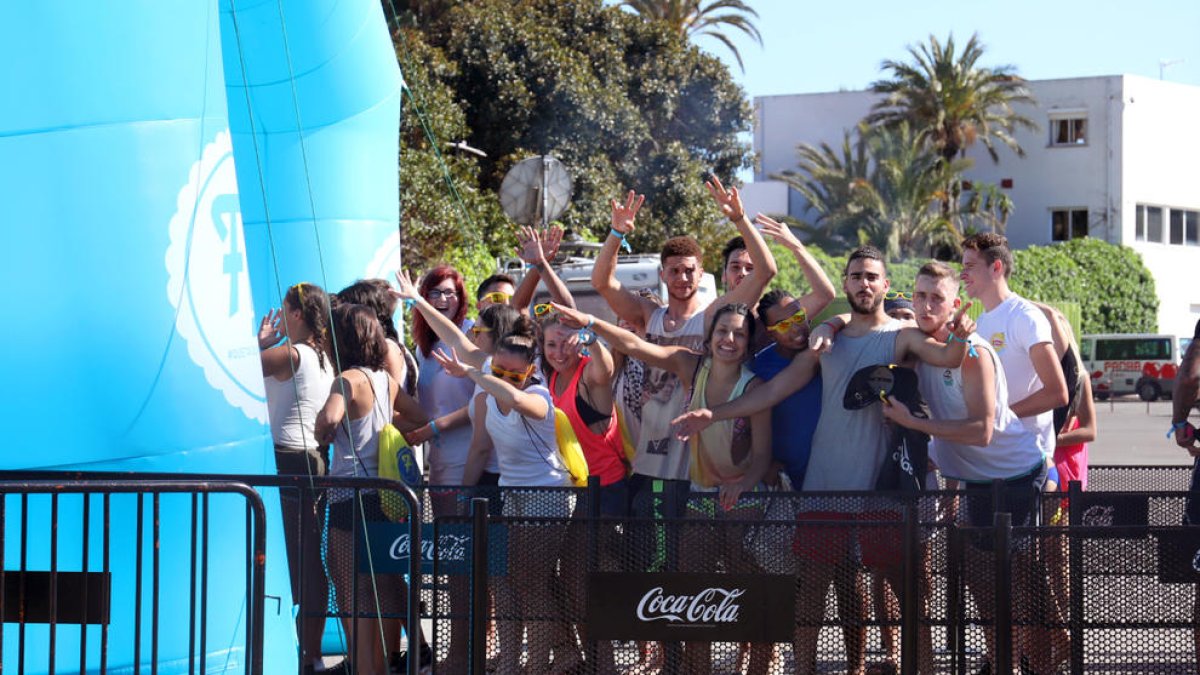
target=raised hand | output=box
[755,214,801,249]
[948,301,975,340]
[431,347,468,378]
[548,302,591,330]
[516,225,548,265]
[258,308,284,350]
[610,190,645,236]
[670,408,714,441]
[392,269,420,302]
[705,175,745,222]
[541,224,564,261]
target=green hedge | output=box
[770,238,1155,335]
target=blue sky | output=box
[692,0,1200,99]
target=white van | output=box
[1080,333,1193,401]
[497,241,719,325]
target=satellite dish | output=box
[499,155,573,227]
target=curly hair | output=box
[660,235,703,263]
[961,232,1013,278]
[284,282,330,370]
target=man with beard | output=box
[673,246,971,674]
[880,261,1047,674]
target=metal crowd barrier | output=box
[0,472,423,675]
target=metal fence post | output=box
[469,498,489,675]
[586,477,600,673]
[900,501,919,675]
[993,512,1013,675]
[947,525,964,675]
[1067,480,1085,675]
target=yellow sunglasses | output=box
[479,291,511,305]
[884,290,912,301]
[490,363,534,384]
[766,306,808,335]
[532,303,556,318]
[470,325,492,336]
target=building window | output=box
[1051,117,1087,146]
[1187,210,1200,246]
[1170,209,1185,245]
[1052,208,1088,241]
[1147,206,1164,242]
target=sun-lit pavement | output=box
[1090,398,1197,466]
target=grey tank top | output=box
[802,320,901,492]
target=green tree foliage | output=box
[392,27,510,271]
[393,0,752,259]
[619,0,762,71]
[1009,238,1158,334]
[867,33,1037,164]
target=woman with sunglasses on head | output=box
[550,301,775,675]
[258,282,336,674]
[434,322,574,674]
[314,303,428,675]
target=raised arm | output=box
[258,308,303,378]
[704,177,777,317]
[433,347,549,421]
[882,345,996,447]
[549,302,695,381]
[591,191,657,326]
[513,225,575,313]
[672,350,819,439]
[394,269,486,369]
[756,214,835,316]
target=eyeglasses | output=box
[426,288,458,301]
[490,363,534,384]
[470,325,492,336]
[532,303,556,318]
[766,306,808,335]
[479,291,511,305]
[884,291,912,301]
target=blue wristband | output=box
[1168,421,1190,439]
[609,228,632,253]
[948,332,978,358]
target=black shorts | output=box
[962,463,1048,550]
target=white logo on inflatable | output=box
[165,130,268,423]
[363,229,402,282]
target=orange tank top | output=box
[550,357,628,486]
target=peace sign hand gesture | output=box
[705,175,745,222]
[610,190,645,236]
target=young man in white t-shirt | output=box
[960,233,1068,456]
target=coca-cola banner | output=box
[586,572,794,642]
[357,522,508,576]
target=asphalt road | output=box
[1089,397,1197,466]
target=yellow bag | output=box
[614,407,637,465]
[378,423,419,521]
[553,408,590,488]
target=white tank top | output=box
[330,368,392,481]
[630,306,708,481]
[917,335,1043,482]
[485,383,570,487]
[264,343,334,450]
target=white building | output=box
[743,75,1200,338]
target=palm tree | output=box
[773,123,968,259]
[867,33,1037,164]
[621,0,762,71]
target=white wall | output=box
[1120,75,1200,337]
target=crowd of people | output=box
[260,176,1116,674]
